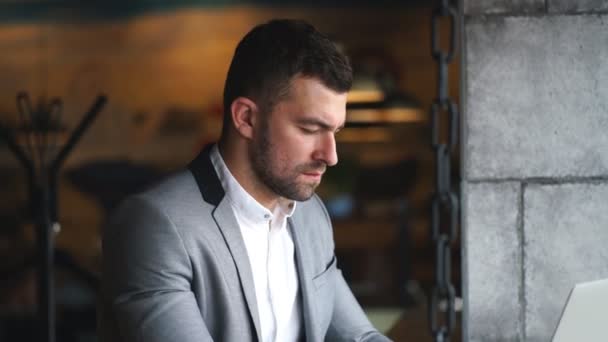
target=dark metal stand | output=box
[0,94,106,342]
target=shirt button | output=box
[264,214,270,219]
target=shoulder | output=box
[106,169,216,239]
[122,169,214,218]
[137,170,201,208]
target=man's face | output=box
[249,76,347,201]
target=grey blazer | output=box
[100,145,391,342]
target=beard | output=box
[249,121,325,202]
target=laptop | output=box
[552,278,608,342]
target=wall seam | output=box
[464,11,608,19]
[466,176,608,185]
[518,181,527,341]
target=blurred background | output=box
[0,1,460,341]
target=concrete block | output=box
[464,15,608,179]
[524,183,608,340]
[463,181,522,341]
[464,0,545,15]
[548,0,608,13]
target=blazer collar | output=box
[188,144,262,341]
[188,144,224,206]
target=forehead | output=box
[274,76,347,127]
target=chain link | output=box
[429,0,460,341]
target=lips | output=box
[301,165,326,174]
[300,164,326,180]
[302,170,324,179]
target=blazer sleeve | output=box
[325,272,393,342]
[313,196,393,342]
[102,195,214,342]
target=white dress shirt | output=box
[210,145,302,342]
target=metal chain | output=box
[429,0,460,341]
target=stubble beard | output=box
[250,122,323,202]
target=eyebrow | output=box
[297,117,345,132]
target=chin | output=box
[295,187,318,201]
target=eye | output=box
[300,126,319,134]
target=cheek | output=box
[286,136,314,159]
[273,140,311,172]
[268,124,316,166]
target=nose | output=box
[313,132,338,167]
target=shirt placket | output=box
[266,217,279,342]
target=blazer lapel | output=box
[213,200,262,341]
[288,215,319,342]
[188,144,262,341]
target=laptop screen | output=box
[552,278,608,341]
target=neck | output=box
[218,139,279,211]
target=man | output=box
[101,19,391,342]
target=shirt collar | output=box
[210,144,296,225]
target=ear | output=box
[230,97,258,140]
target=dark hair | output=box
[221,19,352,137]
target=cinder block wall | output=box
[462,1,608,341]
